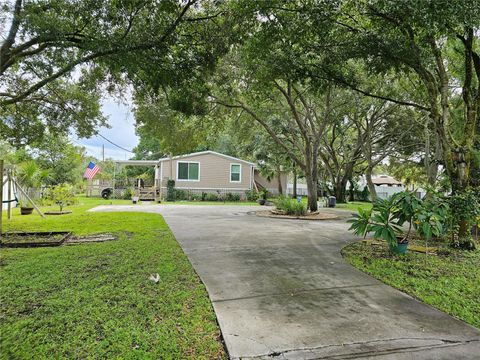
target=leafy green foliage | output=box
[166,179,176,202]
[17,160,50,191]
[448,188,480,249]
[1,0,229,145]
[205,193,219,202]
[274,196,307,216]
[34,135,86,186]
[349,190,475,252]
[245,190,259,202]
[349,197,403,251]
[225,193,241,202]
[44,184,78,212]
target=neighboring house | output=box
[155,151,287,199]
[371,175,403,187]
[357,175,425,200]
[107,151,288,200]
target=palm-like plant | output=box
[348,197,403,252]
[17,161,50,202]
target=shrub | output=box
[225,192,241,202]
[260,188,269,200]
[349,190,452,253]
[205,193,219,201]
[447,188,479,250]
[191,193,203,201]
[45,183,78,212]
[122,188,133,200]
[355,186,370,202]
[201,192,207,201]
[245,189,259,201]
[275,196,307,216]
[175,189,188,200]
[166,180,175,201]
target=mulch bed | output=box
[0,232,117,248]
[0,231,71,248]
[44,211,73,215]
[256,210,339,220]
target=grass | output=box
[298,197,372,212]
[335,201,372,212]
[342,241,480,328]
[0,197,226,359]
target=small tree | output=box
[46,184,78,212]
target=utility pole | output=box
[102,144,105,162]
[0,159,3,238]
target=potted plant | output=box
[20,200,34,215]
[258,188,268,205]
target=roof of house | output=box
[112,151,256,167]
[157,150,256,166]
[372,175,403,186]
[113,160,159,166]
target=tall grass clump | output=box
[275,196,307,216]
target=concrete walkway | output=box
[91,204,480,359]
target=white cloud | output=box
[73,96,140,160]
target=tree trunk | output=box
[306,174,318,212]
[276,168,283,195]
[334,183,345,203]
[365,167,377,203]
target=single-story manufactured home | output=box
[109,150,287,200]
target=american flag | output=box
[83,162,100,179]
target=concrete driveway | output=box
[91,204,480,359]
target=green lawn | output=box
[298,197,372,212]
[342,242,480,328]
[335,201,372,212]
[0,198,226,359]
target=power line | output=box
[97,133,134,153]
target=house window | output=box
[230,164,241,182]
[177,162,199,181]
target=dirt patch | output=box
[256,210,339,221]
[44,211,73,215]
[1,232,118,248]
[0,232,71,248]
[65,233,118,244]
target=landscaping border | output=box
[0,231,72,248]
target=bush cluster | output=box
[245,189,259,201]
[274,196,307,216]
[349,189,480,252]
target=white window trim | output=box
[230,163,242,183]
[176,161,200,182]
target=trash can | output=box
[328,196,336,208]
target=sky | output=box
[72,99,139,160]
